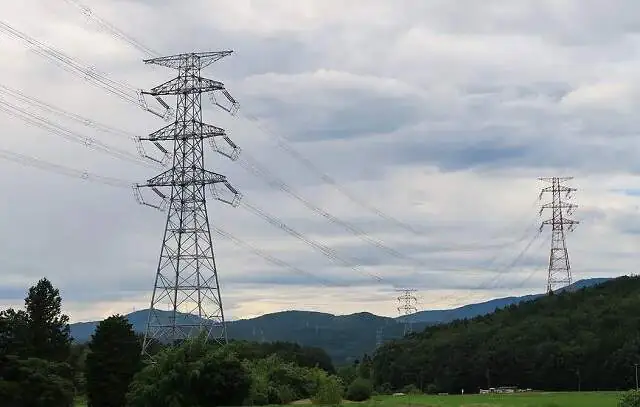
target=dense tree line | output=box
[0,277,349,406]
[373,276,640,394]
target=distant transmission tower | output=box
[134,51,242,356]
[539,177,578,294]
[396,289,418,336]
[375,326,383,348]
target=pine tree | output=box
[0,308,29,357]
[24,278,71,362]
[86,314,142,407]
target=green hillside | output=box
[71,309,421,364]
[373,276,640,393]
[227,311,407,363]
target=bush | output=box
[401,383,422,394]
[377,382,392,395]
[425,383,438,395]
[620,390,640,407]
[312,374,343,405]
[126,336,251,407]
[0,356,74,407]
[346,377,373,401]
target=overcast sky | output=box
[0,0,639,323]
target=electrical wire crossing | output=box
[539,177,579,294]
[134,51,242,356]
[397,288,418,336]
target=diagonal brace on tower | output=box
[539,177,578,295]
[133,51,242,357]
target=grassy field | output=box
[75,392,623,406]
[362,392,621,407]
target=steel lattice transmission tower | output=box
[396,289,418,336]
[133,51,242,356]
[539,177,578,295]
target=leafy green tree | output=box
[0,308,29,357]
[0,355,74,407]
[68,343,88,396]
[346,377,373,401]
[620,390,640,407]
[311,373,343,405]
[86,315,141,407]
[126,336,251,407]
[358,353,373,379]
[24,278,71,362]
[337,364,358,388]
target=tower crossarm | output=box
[540,185,577,194]
[541,218,579,228]
[540,201,578,212]
[141,121,226,142]
[139,168,227,188]
[143,75,225,96]
[143,51,233,70]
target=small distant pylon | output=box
[539,177,579,294]
[396,289,418,336]
[375,326,384,348]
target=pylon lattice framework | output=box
[539,177,578,295]
[134,51,242,357]
[397,289,418,336]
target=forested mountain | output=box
[373,276,640,394]
[69,278,608,364]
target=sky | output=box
[0,0,640,323]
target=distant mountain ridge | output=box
[403,278,611,324]
[70,277,609,364]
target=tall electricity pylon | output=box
[397,289,418,336]
[134,51,242,356]
[539,177,578,294]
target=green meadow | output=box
[358,392,621,407]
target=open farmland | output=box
[360,392,621,407]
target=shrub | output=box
[377,382,392,395]
[346,377,373,401]
[312,374,343,405]
[401,383,422,394]
[620,390,640,407]
[0,356,74,407]
[126,336,251,407]
[425,383,438,394]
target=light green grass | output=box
[74,392,623,407]
[361,392,621,407]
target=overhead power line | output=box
[211,226,347,288]
[240,112,427,236]
[62,0,160,57]
[0,82,169,166]
[0,82,135,139]
[56,2,436,247]
[46,5,566,305]
[241,199,392,286]
[0,144,342,290]
[0,20,170,119]
[0,97,155,168]
[0,146,132,187]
